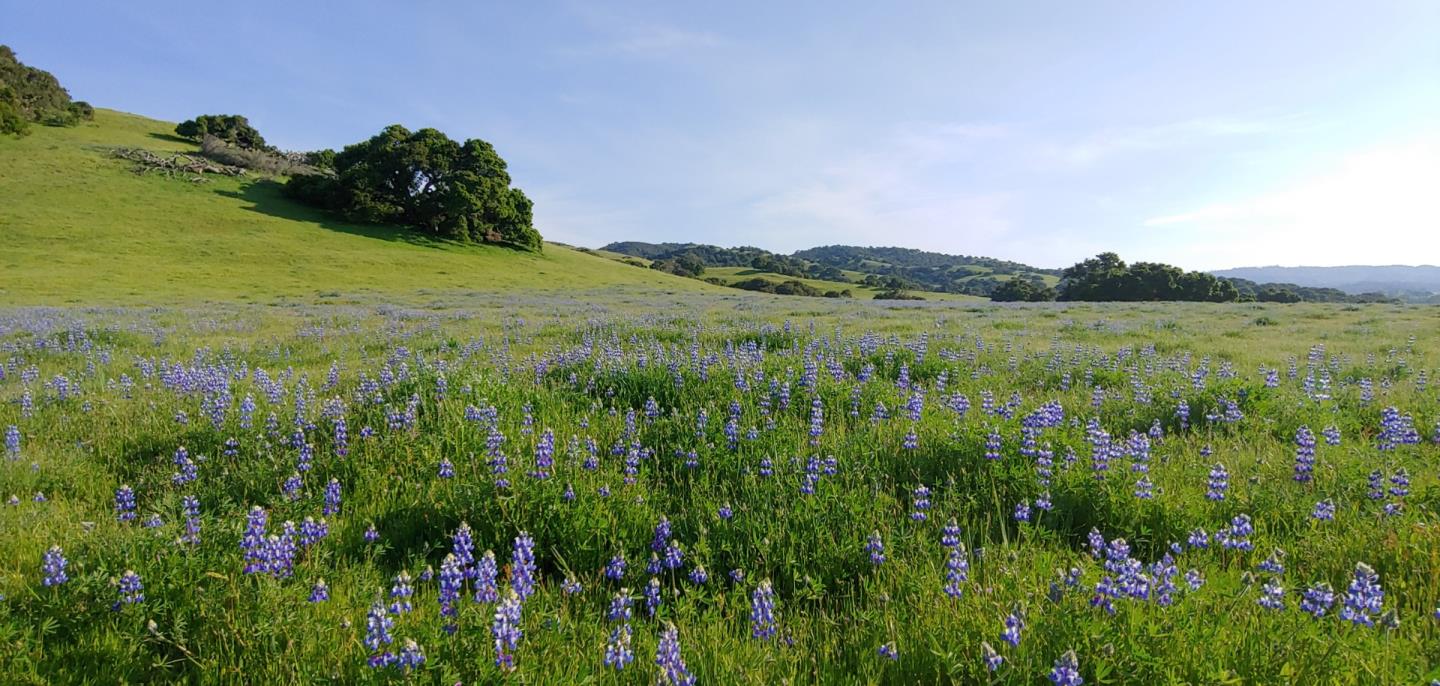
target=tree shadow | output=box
[214,179,457,249]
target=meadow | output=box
[2,296,1438,684]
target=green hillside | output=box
[0,109,716,305]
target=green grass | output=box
[0,110,719,306]
[1,299,1438,684]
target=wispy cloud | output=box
[1031,114,1316,170]
[612,25,724,55]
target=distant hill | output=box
[602,241,1059,297]
[1211,265,1440,299]
[794,245,1061,295]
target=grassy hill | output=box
[0,109,716,305]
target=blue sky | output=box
[6,0,1438,269]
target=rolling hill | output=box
[602,241,1059,297]
[0,109,717,305]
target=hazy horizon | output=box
[7,0,1438,271]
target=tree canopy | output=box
[990,277,1057,302]
[284,125,542,252]
[1057,253,1240,302]
[175,114,270,150]
[1,45,93,136]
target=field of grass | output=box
[0,110,718,306]
[1,297,1438,684]
[702,267,986,302]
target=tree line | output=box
[990,252,1395,303]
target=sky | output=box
[5,0,1439,270]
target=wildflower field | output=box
[1,296,1438,684]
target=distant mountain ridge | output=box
[1210,265,1440,297]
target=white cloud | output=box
[742,121,1017,252]
[1140,135,1440,268]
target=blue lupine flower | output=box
[607,590,633,622]
[1258,578,1285,610]
[115,485,137,522]
[512,533,537,600]
[984,430,1002,460]
[1300,582,1334,618]
[365,600,396,667]
[1088,529,1106,558]
[1217,514,1253,551]
[1184,569,1204,590]
[282,473,303,501]
[1001,612,1024,647]
[911,485,931,521]
[689,564,708,585]
[664,540,684,570]
[170,447,201,486]
[438,555,463,630]
[1340,562,1384,627]
[606,553,627,581]
[941,518,961,548]
[112,570,144,609]
[982,641,1004,671]
[645,576,662,617]
[41,546,68,587]
[4,425,19,458]
[1322,425,1341,446]
[241,506,269,573]
[652,517,672,552]
[323,479,342,516]
[1049,650,1083,686]
[438,458,454,479]
[943,546,969,598]
[1257,549,1285,575]
[717,503,733,520]
[751,580,777,640]
[656,623,696,685]
[309,579,329,603]
[1293,426,1316,483]
[1013,501,1031,522]
[1205,463,1229,501]
[1311,499,1336,521]
[865,531,885,566]
[474,550,499,603]
[604,624,634,669]
[389,571,414,614]
[532,429,554,479]
[878,642,898,661]
[299,517,328,548]
[1133,476,1155,500]
[452,522,475,570]
[396,639,425,672]
[492,589,524,671]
